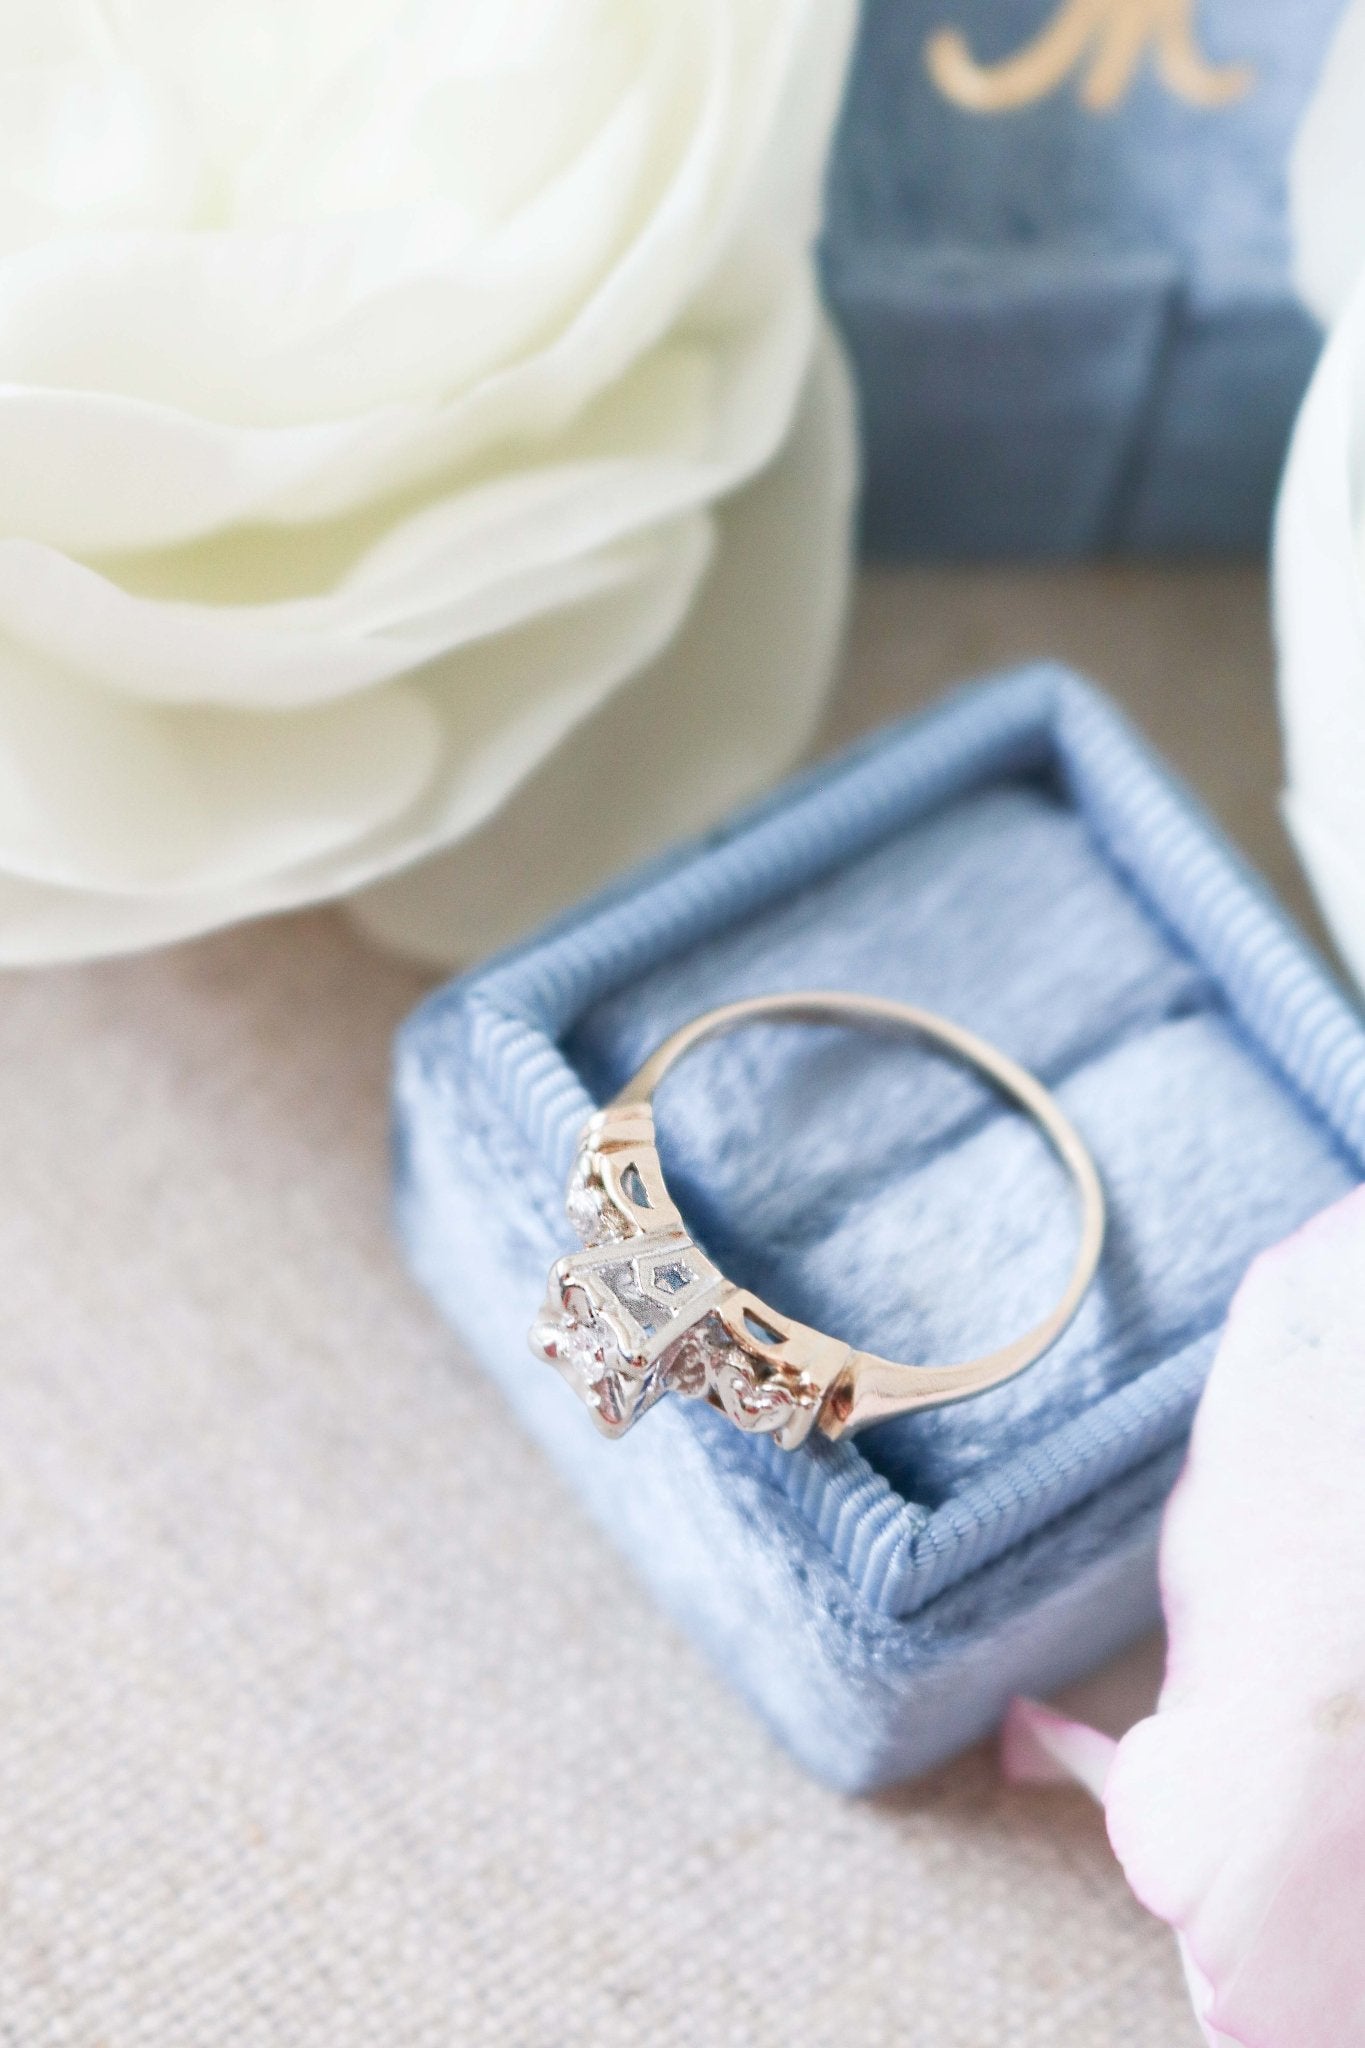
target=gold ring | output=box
[530,992,1105,1451]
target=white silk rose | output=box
[1278,0,1365,991]
[0,0,856,965]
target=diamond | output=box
[537,1306,611,1386]
[565,1163,628,1245]
[530,1293,647,1437]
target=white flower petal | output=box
[0,505,711,936]
[1274,266,1365,990]
[0,262,810,556]
[0,637,439,893]
[0,3,824,426]
[0,0,847,552]
[0,384,404,556]
[0,16,669,417]
[0,287,810,707]
[0,0,858,963]
[1290,0,1365,326]
[347,317,855,964]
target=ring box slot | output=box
[395,666,1365,1788]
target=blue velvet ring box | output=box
[393,667,1365,1790]
[823,0,1344,555]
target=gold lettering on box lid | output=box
[926,0,1254,115]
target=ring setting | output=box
[531,1101,837,1450]
[530,993,1105,1450]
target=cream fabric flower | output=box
[0,0,856,964]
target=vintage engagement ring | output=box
[529,993,1105,1451]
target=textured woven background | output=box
[0,564,1295,2046]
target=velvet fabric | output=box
[823,0,1344,556]
[393,667,1365,1788]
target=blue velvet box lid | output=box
[824,0,1344,556]
[393,667,1365,1790]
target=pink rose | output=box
[1005,1187,1365,2047]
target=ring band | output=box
[530,992,1105,1451]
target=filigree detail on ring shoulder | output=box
[529,1105,831,1451]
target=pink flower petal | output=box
[1102,1186,1365,2048]
[1001,1698,1117,1801]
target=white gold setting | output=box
[531,1103,831,1450]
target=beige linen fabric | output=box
[0,565,1286,2047]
